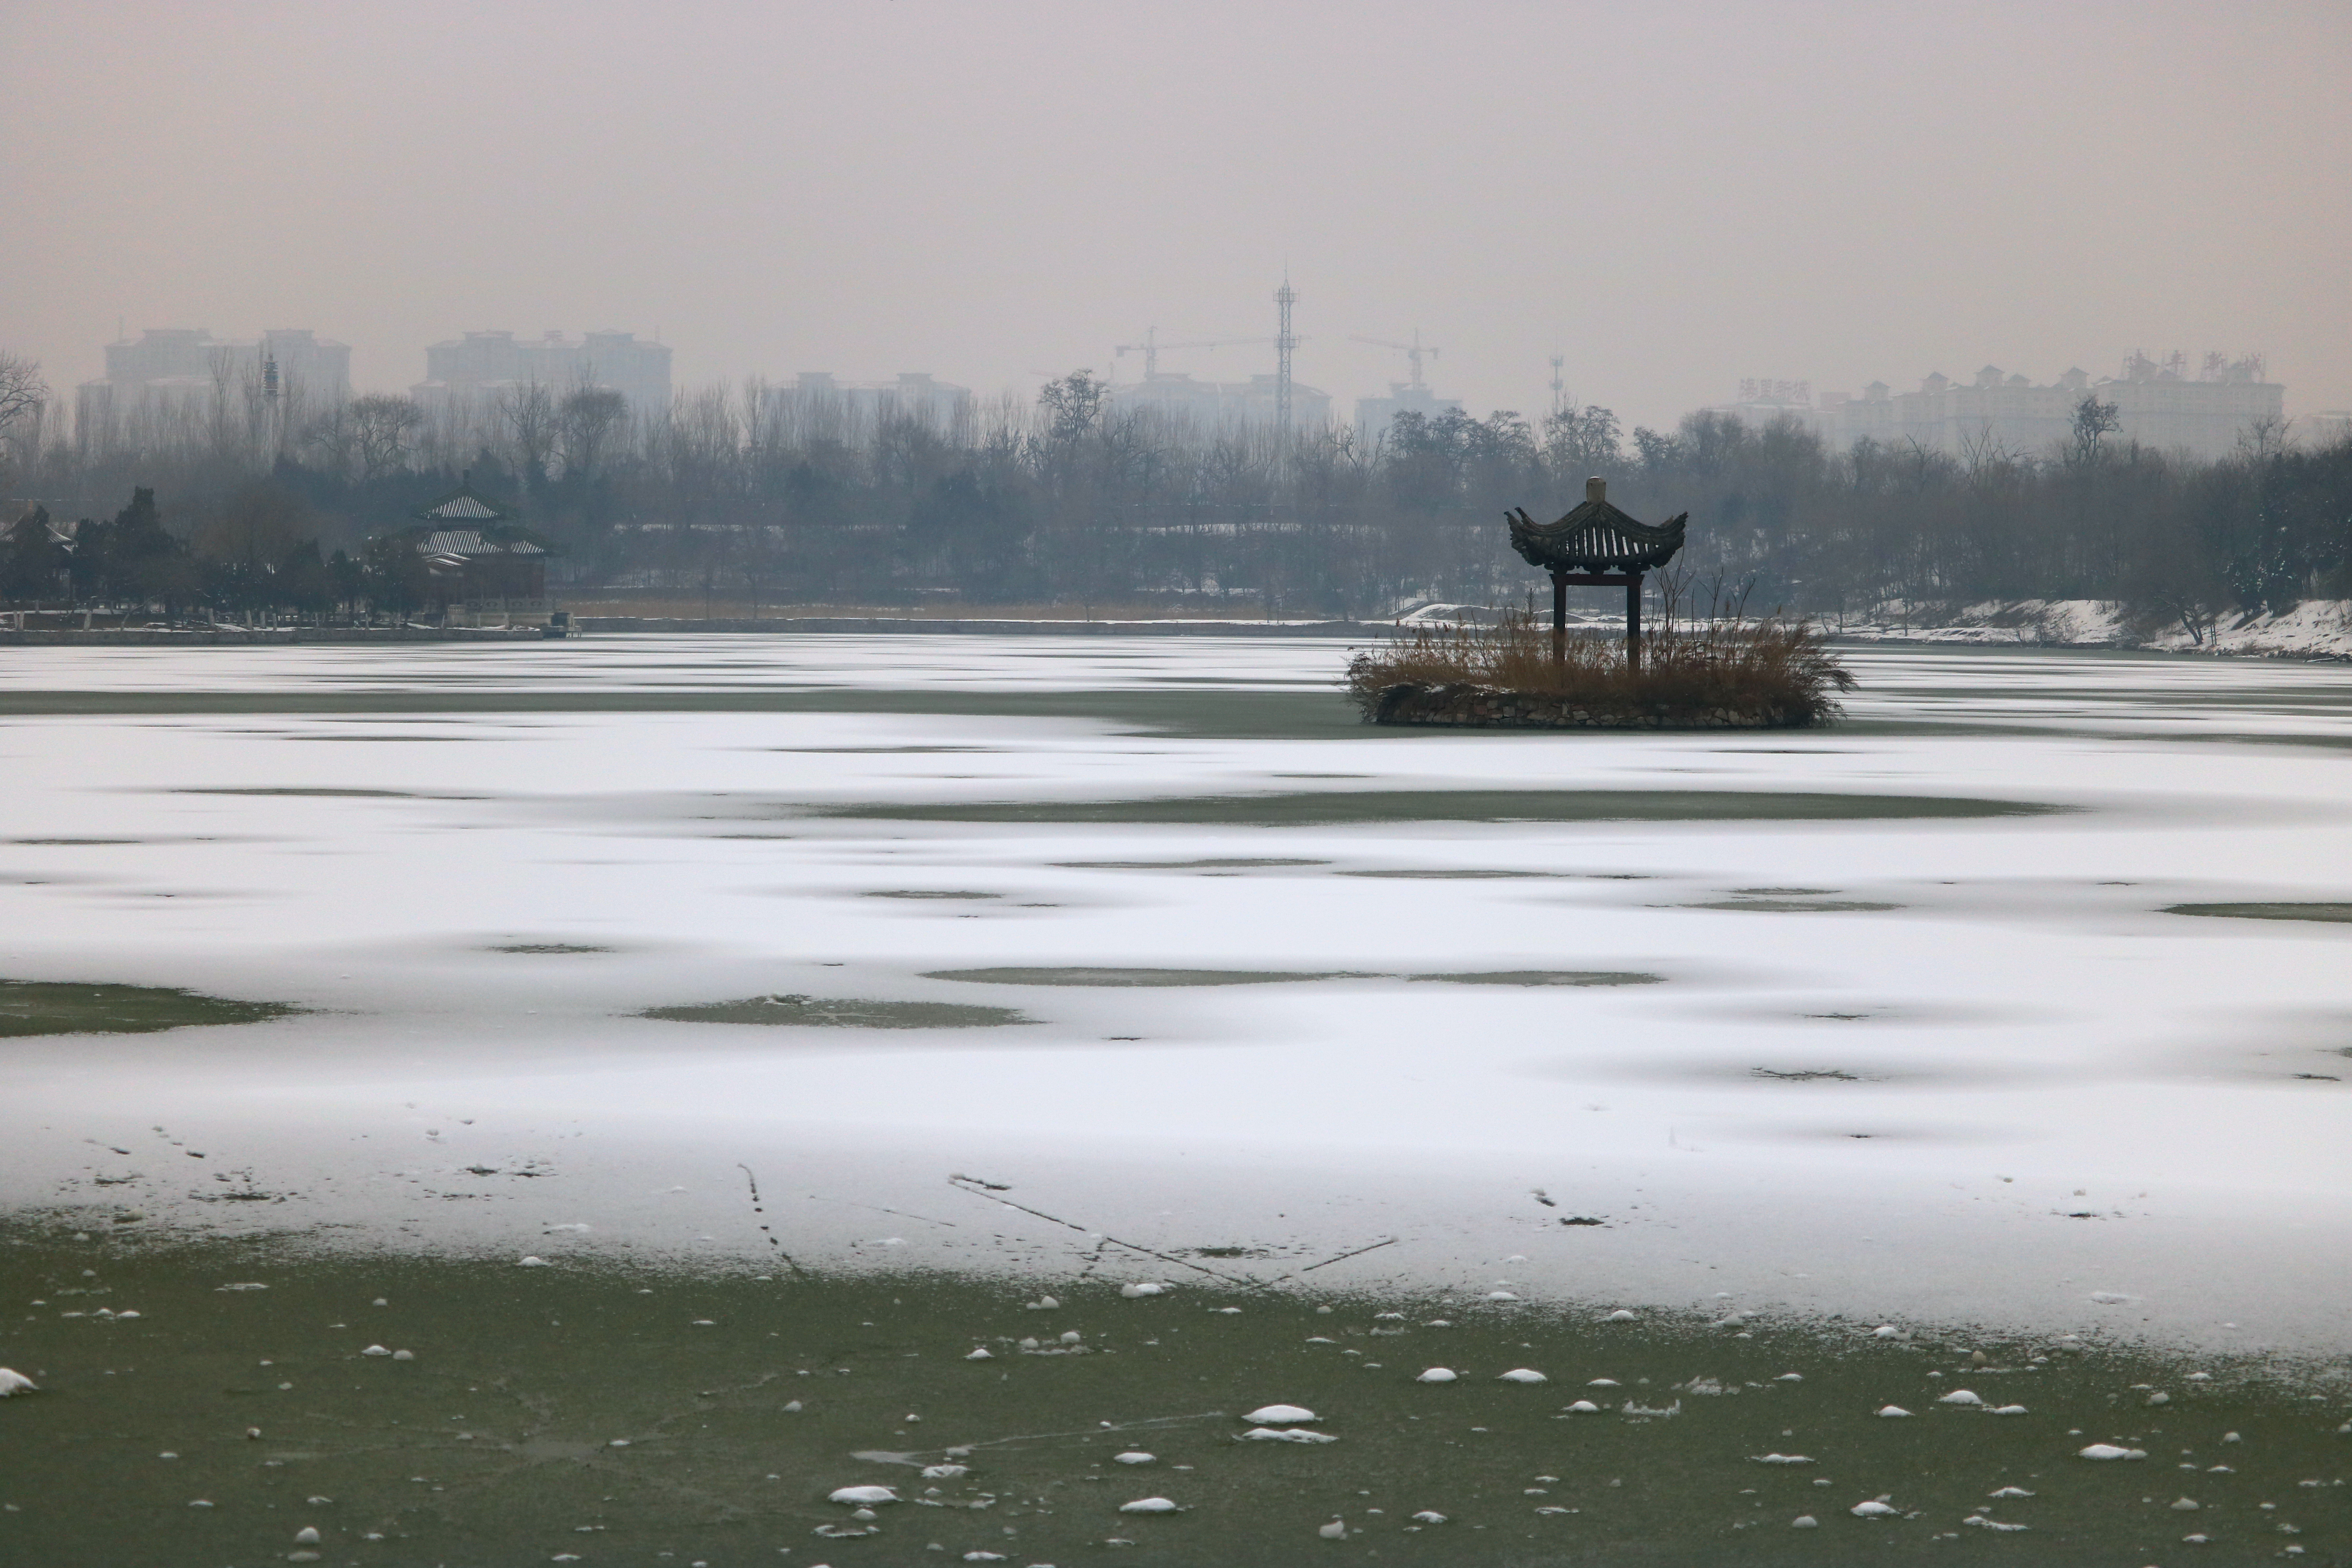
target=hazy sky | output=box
[7,1,2348,431]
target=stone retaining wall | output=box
[1369,682,1803,730]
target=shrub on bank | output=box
[1345,612,1856,729]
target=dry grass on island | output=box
[1347,612,1856,730]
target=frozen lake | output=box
[4,636,2349,1354]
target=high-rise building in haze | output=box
[1106,372,1332,430]
[769,372,973,430]
[74,327,350,449]
[1713,354,2286,463]
[410,330,671,415]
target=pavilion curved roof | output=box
[1506,501,1687,573]
[411,477,510,525]
[417,528,546,560]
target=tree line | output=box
[4,353,2347,632]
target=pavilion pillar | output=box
[1552,570,1568,663]
[1626,573,1643,671]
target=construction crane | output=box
[1111,327,1277,380]
[1351,330,1441,391]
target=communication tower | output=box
[1274,278,1298,430]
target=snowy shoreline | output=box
[1823,597,2352,661]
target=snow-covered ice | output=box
[0,638,2346,1351]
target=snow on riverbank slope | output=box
[1835,598,2351,659]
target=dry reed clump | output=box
[1345,612,1857,729]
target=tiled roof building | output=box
[399,478,556,612]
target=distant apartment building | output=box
[1355,379,1465,447]
[74,327,351,448]
[1716,354,2286,464]
[767,372,974,430]
[2298,410,2352,448]
[1106,372,1332,431]
[410,330,671,415]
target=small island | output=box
[1348,479,1855,730]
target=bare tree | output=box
[2070,393,2121,466]
[348,394,424,483]
[557,383,628,481]
[495,379,559,480]
[2237,412,2289,463]
[1541,403,1622,477]
[0,352,47,437]
[1038,370,1107,443]
[0,351,48,488]
[302,401,357,479]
